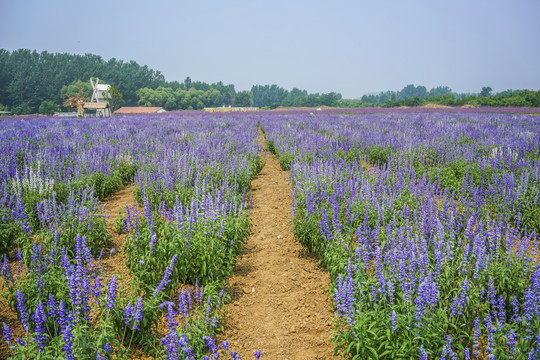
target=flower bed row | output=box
[1,113,263,359]
[260,111,540,359]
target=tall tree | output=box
[480,86,493,97]
[233,90,253,107]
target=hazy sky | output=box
[1,0,539,98]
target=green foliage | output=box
[113,209,126,235]
[11,103,33,115]
[277,152,295,171]
[233,90,253,107]
[104,85,124,112]
[480,86,493,97]
[266,139,277,154]
[367,144,392,166]
[360,84,540,108]
[125,214,251,289]
[38,100,60,115]
[0,220,21,255]
[252,84,342,108]
[137,87,222,110]
[60,80,92,104]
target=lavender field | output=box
[0,114,263,359]
[1,110,539,359]
[261,111,540,359]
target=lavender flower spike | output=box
[15,290,30,333]
[106,275,117,310]
[2,323,13,344]
[153,255,178,297]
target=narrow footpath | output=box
[220,133,336,359]
[98,185,137,281]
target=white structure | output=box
[85,78,111,117]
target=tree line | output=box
[0,49,343,113]
[1,49,539,114]
[0,49,165,114]
[251,85,342,108]
[342,84,540,108]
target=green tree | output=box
[428,86,453,97]
[398,84,427,100]
[11,103,32,115]
[233,90,253,107]
[60,80,92,105]
[480,86,492,97]
[38,100,60,115]
[104,85,124,112]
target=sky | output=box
[1,0,539,98]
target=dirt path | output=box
[98,185,138,284]
[220,133,336,359]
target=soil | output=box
[97,185,138,285]
[218,132,337,359]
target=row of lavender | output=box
[0,114,263,359]
[261,112,540,359]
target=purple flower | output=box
[93,275,102,303]
[123,302,133,326]
[511,296,521,323]
[1,255,14,286]
[414,272,439,327]
[473,317,480,358]
[507,329,516,359]
[15,249,23,280]
[131,297,144,331]
[523,288,537,324]
[390,309,397,331]
[33,300,47,351]
[441,335,457,360]
[2,322,13,344]
[106,275,117,310]
[485,314,495,359]
[221,340,230,351]
[497,294,506,327]
[203,335,217,353]
[15,290,29,333]
[178,288,191,319]
[419,345,428,360]
[57,300,67,332]
[333,261,356,326]
[449,277,469,317]
[47,293,56,319]
[179,334,188,347]
[104,342,111,352]
[463,347,470,360]
[153,255,178,297]
[63,311,75,360]
[254,350,261,359]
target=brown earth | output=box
[97,185,138,285]
[218,132,337,360]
